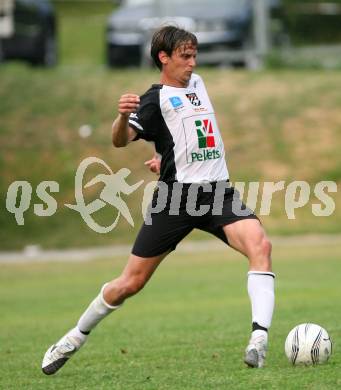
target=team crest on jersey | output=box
[186,93,201,106]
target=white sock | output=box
[77,283,121,333]
[247,271,275,330]
[251,329,268,342]
[60,326,88,346]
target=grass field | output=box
[1,6,340,388]
[0,241,340,389]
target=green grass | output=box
[0,242,340,389]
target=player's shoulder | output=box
[135,84,162,120]
[190,73,204,88]
[191,73,203,83]
[140,84,162,105]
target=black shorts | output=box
[132,181,259,258]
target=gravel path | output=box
[0,234,340,264]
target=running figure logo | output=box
[65,157,143,233]
[195,119,215,148]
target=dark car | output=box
[0,0,57,66]
[106,0,283,67]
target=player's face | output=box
[160,42,197,88]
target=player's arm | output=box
[112,94,140,147]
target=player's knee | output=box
[249,235,271,258]
[248,235,272,270]
[119,275,147,298]
[261,237,272,258]
[256,236,272,267]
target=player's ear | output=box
[158,51,169,66]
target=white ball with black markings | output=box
[285,323,332,365]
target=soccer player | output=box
[42,26,275,374]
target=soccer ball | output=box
[285,323,332,365]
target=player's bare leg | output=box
[223,219,274,368]
[42,252,167,375]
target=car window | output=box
[124,0,153,6]
[124,0,250,11]
[170,0,249,10]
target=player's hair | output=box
[150,25,198,70]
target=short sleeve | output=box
[128,88,161,142]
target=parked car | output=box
[0,0,57,67]
[106,0,284,67]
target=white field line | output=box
[0,234,340,264]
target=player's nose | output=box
[189,56,196,67]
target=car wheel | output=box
[0,40,4,63]
[107,44,118,67]
[30,29,57,67]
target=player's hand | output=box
[144,155,161,175]
[118,94,140,117]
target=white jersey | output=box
[129,73,229,183]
